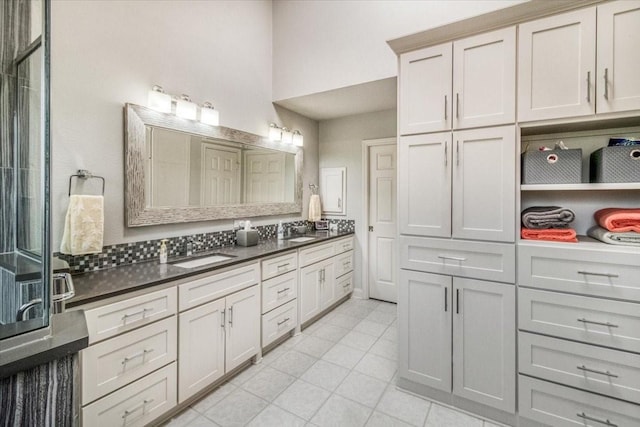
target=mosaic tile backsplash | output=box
[55,219,355,274]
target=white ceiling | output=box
[274,77,397,121]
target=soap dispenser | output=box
[277,221,284,241]
[159,239,168,264]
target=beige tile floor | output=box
[164,297,501,427]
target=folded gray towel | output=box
[588,226,640,247]
[521,206,575,229]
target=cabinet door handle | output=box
[122,398,154,419]
[576,365,618,378]
[122,307,153,322]
[438,255,466,262]
[603,68,609,100]
[456,93,459,118]
[229,306,233,326]
[221,309,226,328]
[444,142,448,166]
[444,287,448,312]
[586,71,591,102]
[456,289,460,314]
[444,95,448,120]
[121,348,154,365]
[578,271,619,278]
[456,140,460,166]
[277,317,291,326]
[577,318,619,328]
[576,412,617,427]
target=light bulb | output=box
[281,128,293,144]
[268,123,282,141]
[200,102,219,126]
[147,85,171,113]
[176,94,197,120]
[292,130,303,147]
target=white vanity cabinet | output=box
[399,126,515,242]
[260,251,298,348]
[298,236,354,325]
[399,270,515,414]
[178,263,260,403]
[400,26,515,136]
[518,1,640,122]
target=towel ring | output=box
[68,169,105,196]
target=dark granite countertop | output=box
[67,231,354,308]
[0,252,42,281]
[0,310,88,379]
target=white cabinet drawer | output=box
[519,288,640,353]
[519,243,640,302]
[400,236,515,283]
[81,316,177,404]
[335,272,354,299]
[261,251,297,281]
[519,375,640,427]
[299,242,335,267]
[520,332,640,404]
[334,251,354,278]
[262,299,297,348]
[262,270,297,314]
[84,287,177,344]
[334,237,354,255]
[82,362,177,427]
[178,262,259,311]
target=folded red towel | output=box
[595,208,640,233]
[521,228,578,242]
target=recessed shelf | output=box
[521,183,640,191]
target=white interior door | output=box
[244,152,285,203]
[201,144,241,205]
[149,128,190,207]
[368,143,397,303]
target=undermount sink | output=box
[287,237,316,243]
[171,253,235,269]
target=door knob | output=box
[368,226,374,232]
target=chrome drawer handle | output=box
[122,308,153,321]
[277,287,291,296]
[277,317,290,326]
[277,263,290,270]
[438,255,466,262]
[578,271,619,278]
[577,365,618,378]
[122,398,154,419]
[221,309,226,328]
[577,318,619,328]
[577,412,617,427]
[122,348,154,365]
[343,282,350,288]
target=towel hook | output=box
[68,169,105,196]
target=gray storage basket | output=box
[521,149,582,184]
[590,146,640,183]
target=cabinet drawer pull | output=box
[122,308,153,321]
[603,68,609,100]
[277,287,291,295]
[576,412,617,427]
[121,348,154,365]
[576,365,618,378]
[122,398,154,419]
[343,282,350,288]
[277,317,291,326]
[438,255,466,262]
[577,318,619,328]
[578,271,619,278]
[277,263,290,270]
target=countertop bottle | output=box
[159,239,168,264]
[277,221,284,241]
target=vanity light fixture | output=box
[176,94,197,120]
[147,85,172,113]
[268,123,282,142]
[292,130,303,147]
[281,127,293,144]
[200,102,219,126]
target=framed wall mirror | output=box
[125,104,303,226]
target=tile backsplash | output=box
[55,219,355,274]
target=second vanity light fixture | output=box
[147,85,219,126]
[269,123,303,147]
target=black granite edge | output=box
[0,310,88,379]
[66,231,355,308]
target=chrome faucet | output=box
[16,298,43,321]
[185,238,203,256]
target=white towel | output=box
[60,195,104,255]
[308,194,322,222]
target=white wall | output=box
[273,0,527,101]
[319,109,397,294]
[51,0,317,248]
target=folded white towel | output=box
[308,194,322,222]
[60,195,104,255]
[588,225,640,247]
